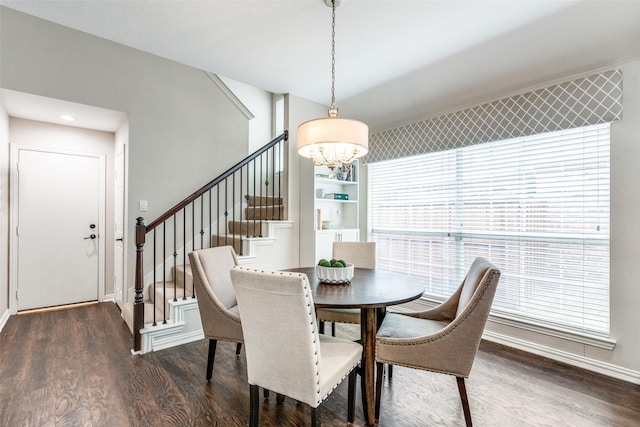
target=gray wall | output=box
[595,60,640,373]
[0,7,249,299]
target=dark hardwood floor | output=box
[1,302,638,426]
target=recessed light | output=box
[59,114,77,121]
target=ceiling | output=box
[1,0,640,132]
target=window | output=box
[368,124,610,336]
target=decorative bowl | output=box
[316,263,354,284]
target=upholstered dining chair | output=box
[374,257,501,427]
[316,241,376,336]
[188,245,243,382]
[230,266,363,427]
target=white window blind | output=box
[368,124,610,336]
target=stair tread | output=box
[245,195,284,207]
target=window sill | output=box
[413,297,616,351]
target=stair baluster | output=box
[183,206,188,300]
[162,222,167,324]
[152,228,157,326]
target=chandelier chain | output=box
[330,0,337,115]
[295,0,368,169]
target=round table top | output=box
[286,267,425,309]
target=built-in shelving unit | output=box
[299,161,361,267]
[313,164,360,261]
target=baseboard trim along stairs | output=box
[140,298,204,353]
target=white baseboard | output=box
[103,293,114,302]
[140,321,204,353]
[483,330,640,385]
[0,308,10,332]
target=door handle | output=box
[84,234,97,240]
[116,238,123,241]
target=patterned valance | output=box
[365,69,623,164]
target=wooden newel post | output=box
[133,217,146,352]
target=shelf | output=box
[315,198,358,203]
[317,228,359,233]
[315,177,358,185]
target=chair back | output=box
[332,241,376,269]
[455,257,501,318]
[230,266,322,405]
[189,246,242,341]
[189,246,239,309]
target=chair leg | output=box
[388,363,393,379]
[360,361,367,410]
[206,339,217,381]
[276,393,285,404]
[375,362,384,419]
[250,384,259,427]
[319,320,325,334]
[263,388,270,399]
[456,377,473,427]
[236,342,242,355]
[331,322,336,337]
[347,368,356,423]
[311,404,321,427]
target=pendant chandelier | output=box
[297,0,369,169]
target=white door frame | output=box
[9,144,106,314]
[114,143,127,309]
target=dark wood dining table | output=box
[285,267,425,425]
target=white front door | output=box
[16,147,103,311]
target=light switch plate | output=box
[139,200,148,212]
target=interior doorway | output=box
[15,147,104,310]
[3,91,129,315]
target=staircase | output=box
[125,132,292,353]
[122,195,293,353]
